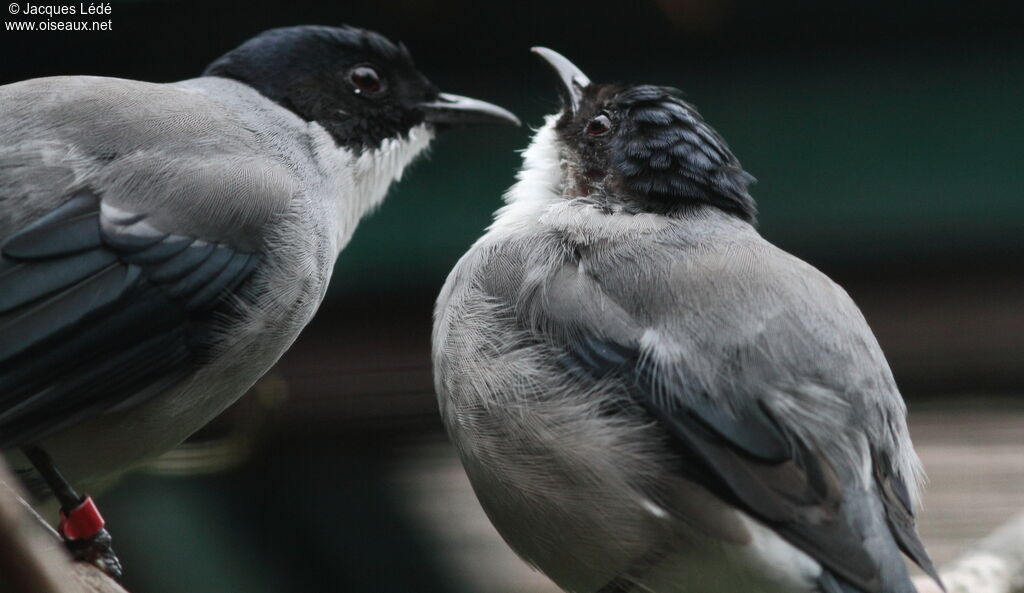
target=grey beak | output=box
[420,93,520,127]
[531,47,592,115]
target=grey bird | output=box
[0,24,517,574]
[433,48,940,593]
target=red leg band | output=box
[59,496,105,540]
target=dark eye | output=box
[349,65,383,94]
[586,113,611,136]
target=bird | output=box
[432,47,941,593]
[0,24,518,576]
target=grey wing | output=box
[533,240,939,593]
[872,447,942,586]
[0,192,261,447]
[0,76,295,447]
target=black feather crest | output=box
[609,86,757,222]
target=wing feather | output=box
[568,335,884,592]
[0,191,261,446]
[535,245,940,593]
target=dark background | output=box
[2,1,1022,591]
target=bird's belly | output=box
[461,447,820,593]
[446,397,821,593]
[457,444,663,592]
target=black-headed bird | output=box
[432,48,938,593]
[0,24,518,576]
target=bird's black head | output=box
[205,25,519,152]
[533,48,756,222]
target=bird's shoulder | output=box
[572,213,884,370]
[0,76,256,143]
[438,231,533,302]
[0,75,306,250]
[593,214,853,323]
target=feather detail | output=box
[0,191,261,446]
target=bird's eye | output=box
[585,113,612,136]
[349,66,383,95]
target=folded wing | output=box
[0,191,261,446]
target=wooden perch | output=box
[0,456,126,593]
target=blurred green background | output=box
[2,0,1022,591]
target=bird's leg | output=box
[21,445,123,580]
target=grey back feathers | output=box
[0,76,294,247]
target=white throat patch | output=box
[490,115,564,234]
[353,123,434,217]
[310,122,434,248]
[490,115,670,243]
